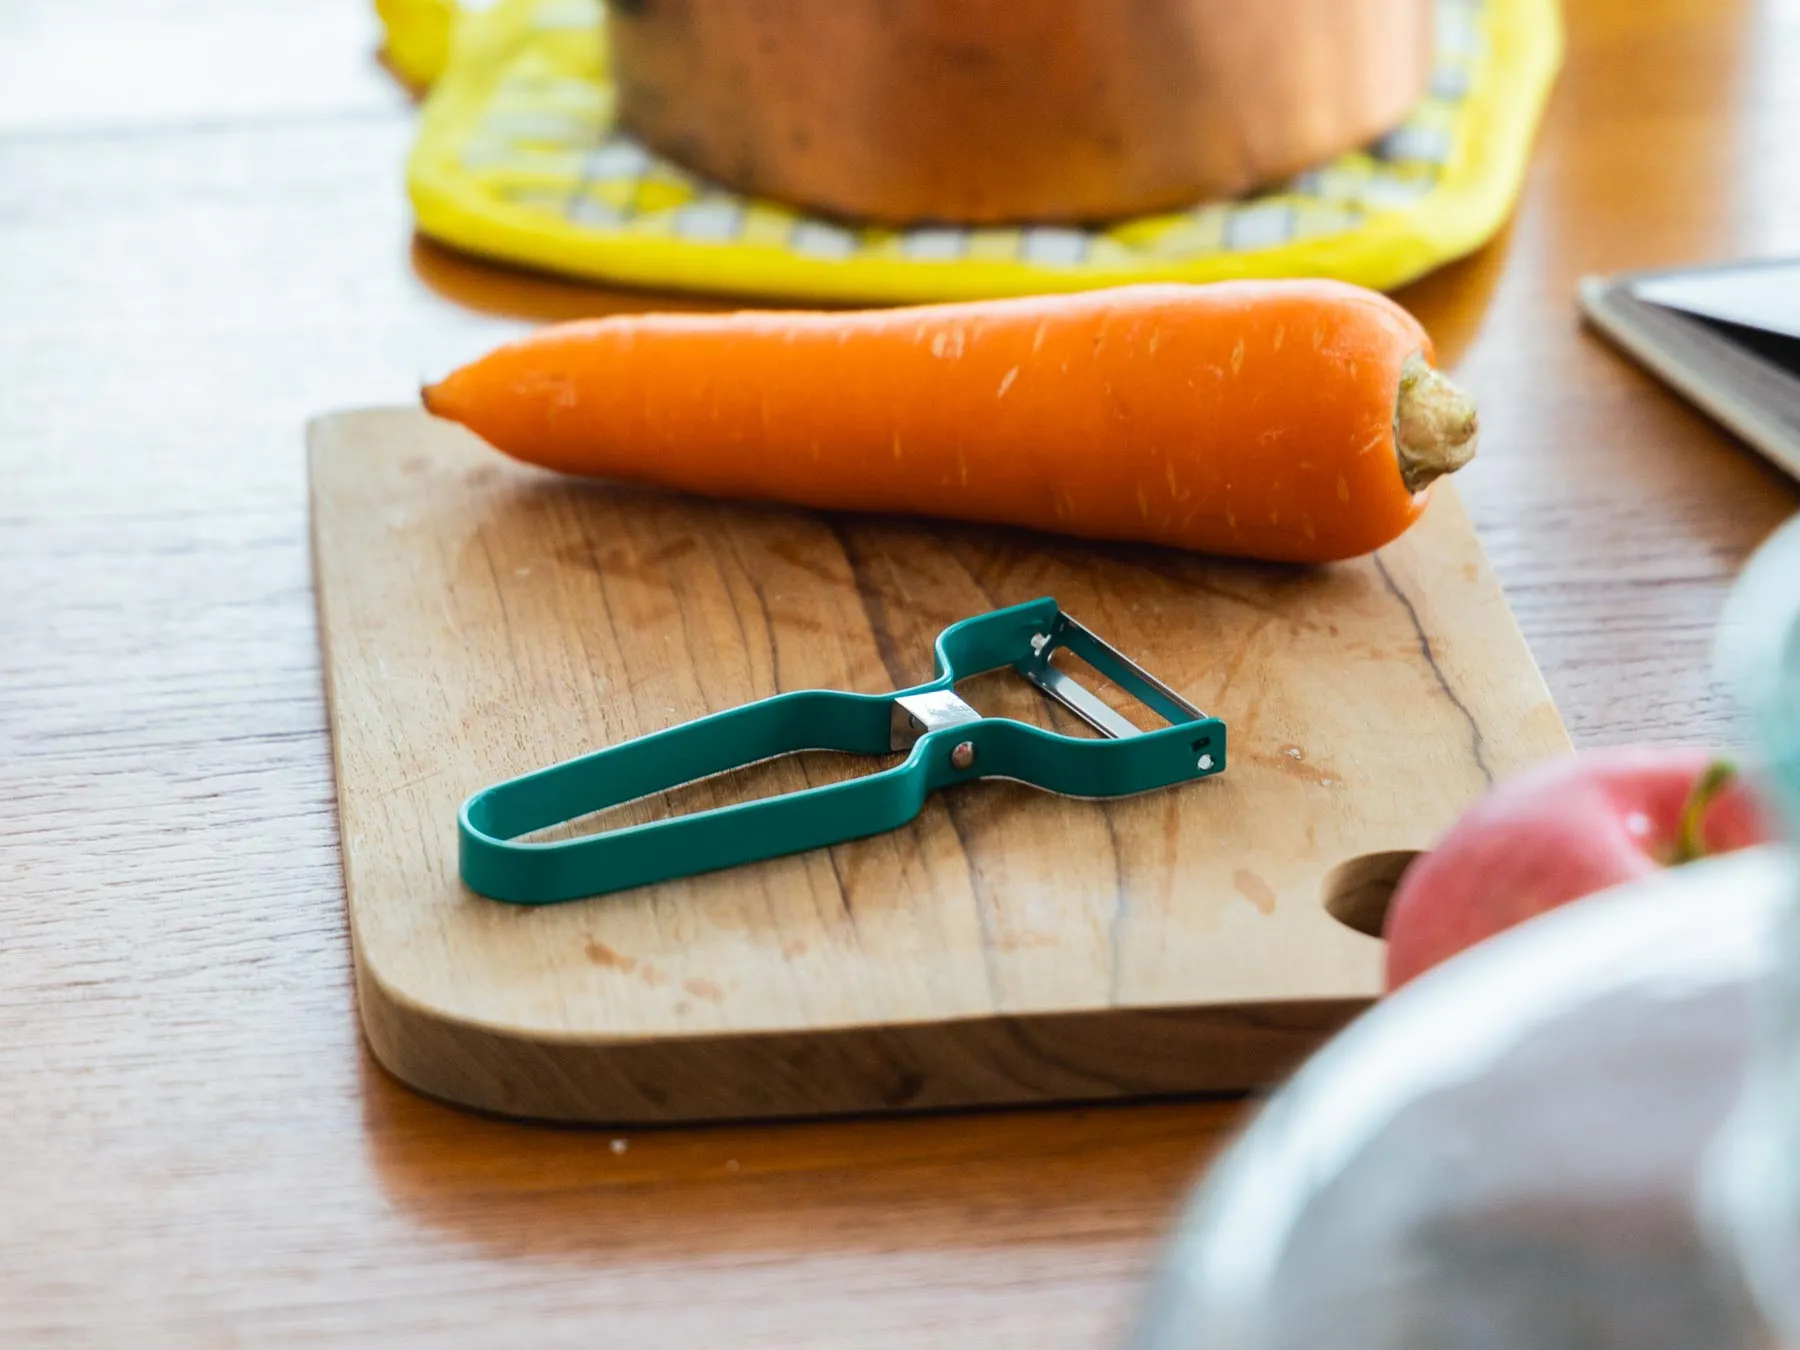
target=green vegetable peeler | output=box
[459,597,1226,904]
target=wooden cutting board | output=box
[309,407,1569,1124]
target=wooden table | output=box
[3,2,1796,1343]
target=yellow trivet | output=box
[389,0,1560,304]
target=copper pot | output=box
[606,0,1435,226]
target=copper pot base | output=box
[607,0,1436,226]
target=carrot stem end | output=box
[1394,354,1479,494]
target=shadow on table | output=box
[412,219,1514,345]
[411,234,736,324]
[1390,218,1516,371]
[358,1044,1244,1265]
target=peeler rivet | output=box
[951,741,977,770]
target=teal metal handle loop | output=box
[459,598,1226,904]
[462,690,917,903]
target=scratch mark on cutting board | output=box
[1232,869,1278,915]
[1206,613,1274,705]
[585,940,637,973]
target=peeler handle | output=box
[459,689,930,903]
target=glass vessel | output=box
[1130,514,1800,1350]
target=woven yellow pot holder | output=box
[388,0,1560,304]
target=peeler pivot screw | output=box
[950,741,977,770]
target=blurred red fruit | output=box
[1383,747,1775,990]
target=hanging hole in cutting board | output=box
[1320,849,1422,939]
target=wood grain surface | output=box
[2,0,1798,1342]
[312,410,1565,1122]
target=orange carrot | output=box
[422,281,1476,563]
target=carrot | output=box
[421,281,1476,564]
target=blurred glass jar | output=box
[1707,514,1800,1344]
[1129,512,1800,1350]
